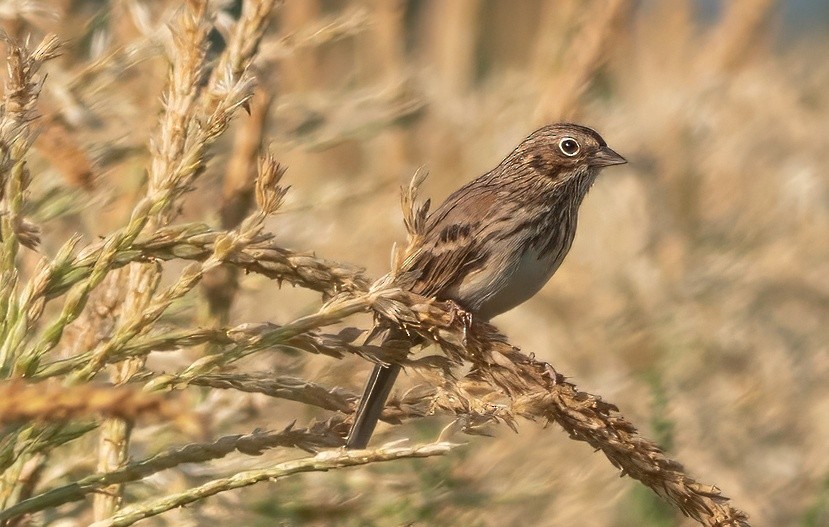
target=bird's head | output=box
[507,123,626,183]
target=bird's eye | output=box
[558,137,580,157]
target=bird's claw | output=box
[445,300,473,345]
[542,362,559,385]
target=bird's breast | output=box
[474,242,564,320]
[447,222,573,321]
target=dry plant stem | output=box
[378,293,750,527]
[88,443,456,527]
[133,321,373,362]
[154,286,394,389]
[190,372,483,427]
[188,374,356,412]
[34,114,94,189]
[534,0,631,122]
[93,269,157,519]
[34,320,359,378]
[37,309,389,379]
[5,2,273,518]
[273,80,425,151]
[220,92,274,230]
[0,422,350,520]
[8,79,255,375]
[213,0,277,84]
[9,0,264,377]
[138,223,368,295]
[703,0,777,71]
[429,0,481,97]
[92,418,132,519]
[203,91,274,328]
[93,3,212,517]
[0,35,61,370]
[262,5,370,61]
[7,0,276,378]
[26,222,366,302]
[0,33,62,514]
[0,380,181,423]
[72,216,270,384]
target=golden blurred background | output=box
[4,0,828,525]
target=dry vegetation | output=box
[0,1,827,526]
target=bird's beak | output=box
[591,146,627,167]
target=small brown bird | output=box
[347,123,626,449]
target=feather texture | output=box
[347,123,626,448]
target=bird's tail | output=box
[346,362,401,449]
[346,326,414,449]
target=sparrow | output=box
[347,123,626,449]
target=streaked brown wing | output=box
[401,181,501,300]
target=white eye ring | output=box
[558,137,580,157]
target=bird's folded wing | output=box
[400,183,502,300]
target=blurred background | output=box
[10,0,829,525]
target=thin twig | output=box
[0,421,351,521]
[88,442,457,527]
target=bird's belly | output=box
[455,244,563,320]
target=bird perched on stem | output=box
[347,123,626,449]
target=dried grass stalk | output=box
[703,0,777,72]
[263,5,371,61]
[94,3,226,515]
[0,34,61,370]
[0,420,350,520]
[88,442,456,527]
[34,114,94,189]
[189,373,357,412]
[0,380,185,424]
[534,0,631,122]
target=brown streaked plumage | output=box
[347,123,626,449]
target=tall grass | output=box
[0,1,826,526]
